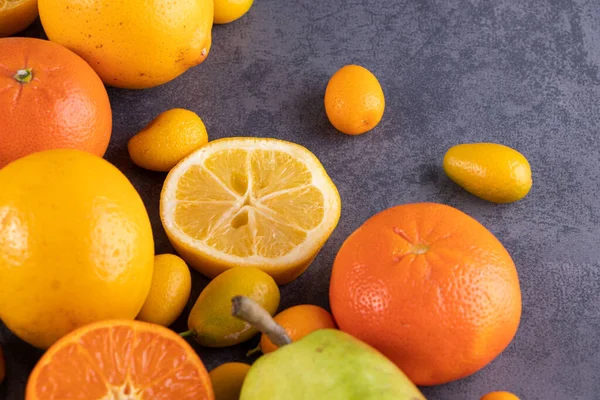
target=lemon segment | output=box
[160,138,341,284]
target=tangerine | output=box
[329,202,522,386]
[259,304,337,354]
[25,319,214,399]
[481,391,520,400]
[0,37,112,169]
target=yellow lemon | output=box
[39,0,213,89]
[443,143,532,203]
[324,65,385,135]
[160,137,341,285]
[137,254,192,327]
[214,0,253,24]
[0,149,154,349]
[209,362,251,400]
[128,108,209,172]
[0,0,38,37]
[183,267,280,347]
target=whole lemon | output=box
[214,0,254,24]
[38,0,214,89]
[128,108,209,172]
[0,149,154,349]
[443,143,532,203]
[137,254,192,327]
[209,362,251,400]
[324,64,385,135]
[183,267,280,347]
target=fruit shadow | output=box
[293,84,346,144]
[0,332,44,400]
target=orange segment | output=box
[26,320,214,400]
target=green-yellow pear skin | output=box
[240,329,426,400]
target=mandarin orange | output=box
[481,391,520,400]
[0,37,111,168]
[330,202,522,386]
[259,304,337,354]
[25,320,214,400]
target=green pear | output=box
[231,296,426,400]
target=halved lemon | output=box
[160,137,341,285]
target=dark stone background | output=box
[2,0,600,399]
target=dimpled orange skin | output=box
[0,149,155,349]
[324,64,385,135]
[0,37,112,169]
[38,0,214,89]
[329,203,522,386]
[480,391,520,400]
[260,305,337,354]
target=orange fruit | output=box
[329,202,522,386]
[260,305,337,354]
[481,391,520,400]
[324,64,385,135]
[25,319,214,400]
[39,0,213,89]
[209,362,251,400]
[0,0,39,37]
[0,37,112,169]
[0,345,4,385]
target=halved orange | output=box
[0,0,39,37]
[26,320,214,400]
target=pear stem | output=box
[179,330,194,338]
[246,344,262,357]
[231,296,292,347]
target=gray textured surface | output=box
[2,0,600,399]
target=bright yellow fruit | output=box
[0,149,154,349]
[443,143,532,203]
[38,0,214,89]
[209,362,251,400]
[214,0,253,24]
[324,64,385,135]
[185,267,280,347]
[160,137,341,285]
[0,0,38,37]
[137,254,192,327]
[128,108,209,172]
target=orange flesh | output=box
[26,320,214,400]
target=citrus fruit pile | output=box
[0,0,532,398]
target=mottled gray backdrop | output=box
[2,0,600,399]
